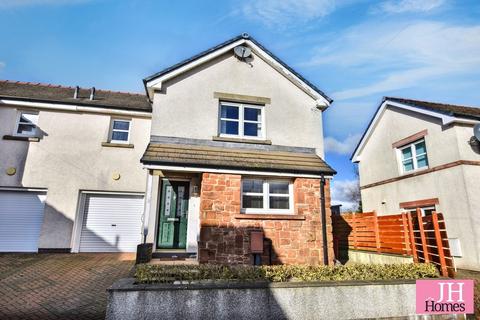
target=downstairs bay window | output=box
[241,178,293,214]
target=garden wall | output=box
[106,278,440,320]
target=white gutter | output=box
[143,164,333,179]
[0,99,152,118]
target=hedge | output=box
[135,263,439,284]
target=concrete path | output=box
[0,253,135,320]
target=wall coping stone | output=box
[108,277,419,292]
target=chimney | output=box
[89,87,96,100]
[73,86,79,99]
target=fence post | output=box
[432,212,448,277]
[352,213,357,250]
[407,212,418,263]
[401,213,410,255]
[373,211,380,252]
[416,208,429,263]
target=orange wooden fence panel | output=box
[332,211,455,277]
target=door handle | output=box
[166,218,179,222]
[111,224,117,227]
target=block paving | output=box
[0,253,135,320]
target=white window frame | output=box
[14,110,39,137]
[397,139,429,174]
[109,118,131,144]
[218,101,265,140]
[241,178,294,214]
[406,205,436,217]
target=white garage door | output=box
[0,191,46,252]
[79,194,144,252]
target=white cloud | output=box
[241,0,337,27]
[0,62,5,69]
[324,133,361,155]
[331,179,360,212]
[0,0,90,8]
[304,20,480,100]
[375,0,445,14]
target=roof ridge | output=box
[385,96,480,110]
[0,79,145,96]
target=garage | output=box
[0,190,46,252]
[79,193,144,252]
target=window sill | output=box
[212,136,272,145]
[234,214,305,220]
[3,135,39,142]
[101,142,134,148]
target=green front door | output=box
[157,180,189,249]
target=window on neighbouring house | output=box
[406,206,436,217]
[109,119,131,143]
[15,111,39,137]
[241,178,293,214]
[398,139,429,173]
[219,101,264,139]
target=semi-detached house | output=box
[0,34,336,265]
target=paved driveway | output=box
[0,253,135,320]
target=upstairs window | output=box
[15,111,39,137]
[241,178,293,214]
[406,206,436,217]
[398,139,428,173]
[219,101,264,139]
[109,119,131,143]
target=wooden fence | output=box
[332,210,455,277]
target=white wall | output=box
[151,51,325,156]
[0,105,151,249]
[358,105,480,270]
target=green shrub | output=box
[135,263,439,284]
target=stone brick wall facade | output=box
[198,173,334,265]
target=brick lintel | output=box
[392,129,428,148]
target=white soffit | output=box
[352,100,477,162]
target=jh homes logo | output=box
[416,280,474,314]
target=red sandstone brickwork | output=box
[198,173,334,265]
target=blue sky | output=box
[1,0,479,208]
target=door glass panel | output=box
[177,186,185,217]
[164,186,172,216]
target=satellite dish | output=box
[474,123,480,141]
[234,46,252,59]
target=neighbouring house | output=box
[352,97,480,270]
[0,82,151,252]
[0,33,336,266]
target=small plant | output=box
[135,263,439,284]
